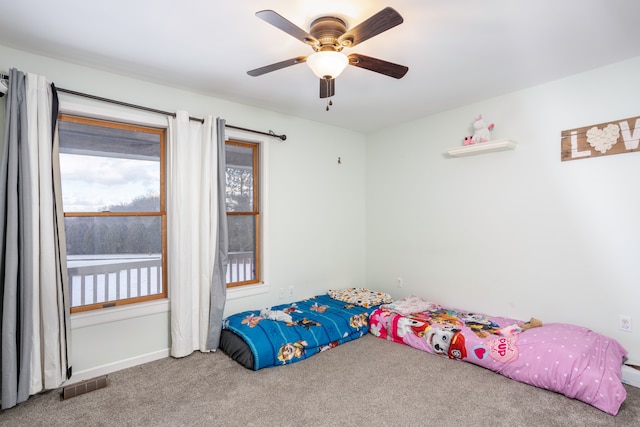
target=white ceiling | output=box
[2,1,640,133]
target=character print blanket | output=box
[222,294,377,370]
[370,300,628,415]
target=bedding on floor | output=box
[369,296,628,415]
[220,289,391,370]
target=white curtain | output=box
[0,69,71,409]
[167,112,226,357]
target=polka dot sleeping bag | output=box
[369,297,628,415]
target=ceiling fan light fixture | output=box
[306,51,348,79]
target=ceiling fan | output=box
[247,7,409,104]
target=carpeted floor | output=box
[2,334,639,426]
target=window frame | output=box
[225,139,261,288]
[58,114,168,313]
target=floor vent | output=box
[61,375,108,400]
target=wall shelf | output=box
[447,138,517,157]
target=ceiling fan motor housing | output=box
[309,16,349,51]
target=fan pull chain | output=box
[326,98,330,111]
[326,97,333,111]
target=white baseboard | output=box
[622,365,640,389]
[63,348,170,386]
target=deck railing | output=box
[227,251,255,283]
[67,258,162,307]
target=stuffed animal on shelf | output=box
[463,115,495,145]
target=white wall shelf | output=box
[447,138,517,157]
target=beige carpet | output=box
[2,334,639,426]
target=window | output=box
[225,140,260,287]
[58,115,167,312]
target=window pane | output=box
[59,116,166,312]
[226,144,254,212]
[64,216,163,308]
[59,120,160,213]
[225,140,260,287]
[226,215,256,283]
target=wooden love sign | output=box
[560,115,640,161]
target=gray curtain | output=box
[207,118,228,350]
[0,68,71,409]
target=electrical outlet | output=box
[619,315,632,332]
[288,286,295,297]
[278,288,285,299]
[396,277,403,288]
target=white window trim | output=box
[59,100,167,128]
[71,299,169,329]
[61,99,170,326]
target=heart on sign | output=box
[473,345,488,360]
[586,123,620,153]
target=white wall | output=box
[0,45,367,376]
[3,43,638,376]
[365,56,640,363]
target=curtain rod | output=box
[0,73,287,141]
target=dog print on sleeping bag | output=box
[458,312,502,338]
[425,326,467,360]
[277,340,307,364]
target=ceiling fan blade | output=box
[339,7,403,47]
[348,54,408,79]
[319,78,335,99]
[256,10,318,46]
[247,56,307,77]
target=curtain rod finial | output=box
[269,130,286,141]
